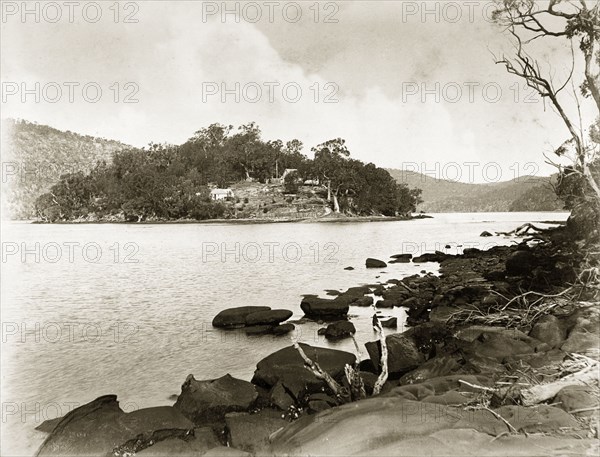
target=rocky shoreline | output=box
[33,223,599,457]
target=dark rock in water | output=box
[36,395,194,457]
[344,266,354,270]
[325,289,342,296]
[365,334,425,375]
[245,325,274,335]
[366,258,387,268]
[252,344,355,402]
[529,315,566,348]
[225,410,288,453]
[462,247,481,257]
[272,323,295,336]
[412,251,449,263]
[389,257,411,264]
[136,427,219,456]
[359,358,377,374]
[352,296,374,307]
[245,309,293,326]
[480,231,493,237]
[505,250,535,276]
[174,374,258,425]
[375,299,398,308]
[380,317,397,328]
[390,253,412,260]
[324,320,356,340]
[212,306,271,328]
[300,296,349,319]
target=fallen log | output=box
[520,364,599,406]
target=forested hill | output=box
[387,169,564,212]
[1,119,130,219]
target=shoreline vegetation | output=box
[33,219,600,457]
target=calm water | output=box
[1,212,568,455]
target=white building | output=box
[210,188,234,201]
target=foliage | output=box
[33,123,422,221]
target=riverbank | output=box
[32,221,599,456]
[30,213,429,225]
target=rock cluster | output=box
[212,306,294,335]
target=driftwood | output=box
[495,223,549,237]
[520,363,599,406]
[292,340,344,397]
[372,315,389,395]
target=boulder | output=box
[554,385,600,417]
[225,410,288,453]
[245,309,293,326]
[174,374,258,425]
[381,317,397,328]
[272,323,295,336]
[269,382,295,411]
[343,266,354,270]
[352,296,374,307]
[561,307,600,356]
[505,250,535,276]
[366,258,387,268]
[136,427,219,456]
[245,325,274,335]
[36,395,194,457]
[324,321,356,340]
[390,253,413,260]
[365,333,425,374]
[480,231,493,237]
[251,344,355,401]
[529,315,566,348]
[212,306,271,328]
[300,296,348,319]
[413,251,449,263]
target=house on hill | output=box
[209,188,234,201]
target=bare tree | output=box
[493,0,600,201]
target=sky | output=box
[1,0,596,183]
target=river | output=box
[0,212,568,456]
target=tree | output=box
[493,0,600,206]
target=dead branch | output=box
[372,316,388,396]
[292,340,345,397]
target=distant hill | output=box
[1,119,130,219]
[388,169,564,212]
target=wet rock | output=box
[245,309,293,326]
[365,333,425,375]
[245,325,274,335]
[174,374,258,425]
[269,382,295,411]
[136,427,219,456]
[413,251,449,263]
[352,296,374,307]
[391,253,413,260]
[529,315,566,348]
[505,250,535,276]
[561,307,600,356]
[300,296,349,319]
[344,266,354,270]
[480,231,493,237]
[324,321,356,340]
[225,410,288,453]
[358,372,378,395]
[554,385,600,417]
[366,258,387,268]
[381,317,397,328]
[212,306,271,328]
[36,395,194,457]
[272,323,295,336]
[375,299,398,308]
[251,344,355,402]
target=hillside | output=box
[1,119,131,219]
[388,169,564,212]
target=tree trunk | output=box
[333,194,340,213]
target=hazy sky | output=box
[1,0,595,182]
